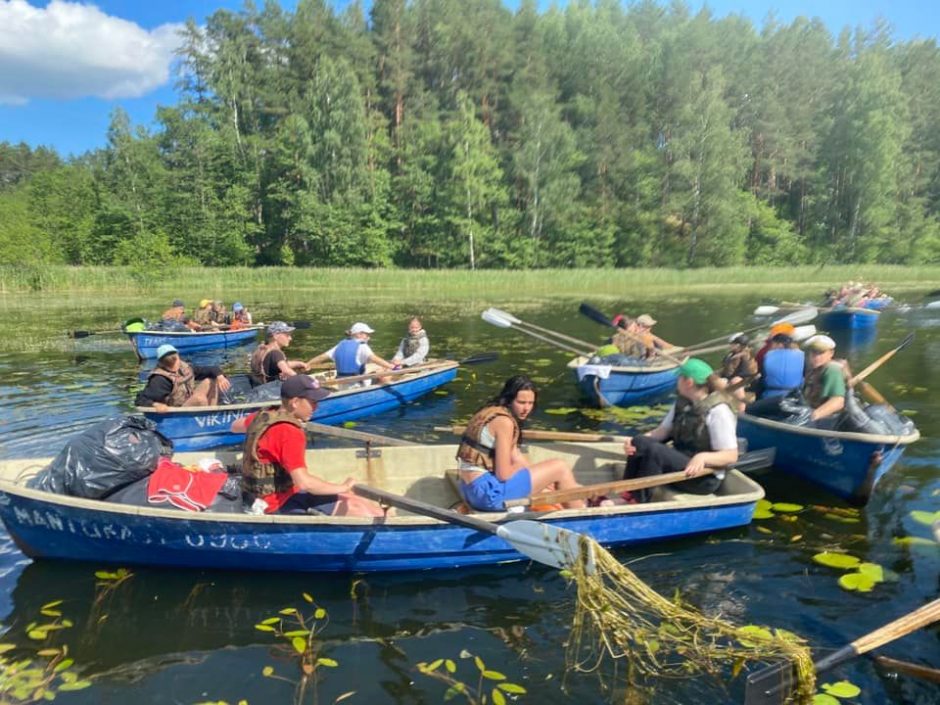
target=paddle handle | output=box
[814,598,940,674]
[512,318,598,350]
[351,484,498,535]
[434,426,629,443]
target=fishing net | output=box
[566,536,815,702]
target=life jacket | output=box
[242,409,303,500]
[612,329,648,359]
[721,348,757,380]
[250,342,277,385]
[802,360,847,409]
[334,339,365,377]
[671,392,732,456]
[148,361,196,407]
[400,330,428,360]
[760,348,805,399]
[456,406,520,472]
[193,308,213,325]
[161,306,185,321]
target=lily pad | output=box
[342,421,357,428]
[821,680,862,698]
[771,502,803,513]
[838,572,876,592]
[812,552,860,569]
[812,695,840,705]
[857,562,884,582]
[893,536,937,547]
[753,507,775,520]
[910,510,940,526]
[545,408,578,415]
[736,625,773,647]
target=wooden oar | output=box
[350,484,594,571]
[745,598,940,705]
[482,309,592,356]
[873,655,940,684]
[848,333,915,409]
[319,353,496,388]
[485,307,599,349]
[504,447,775,508]
[682,308,818,353]
[435,426,630,442]
[306,421,417,447]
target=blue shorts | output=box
[460,469,532,512]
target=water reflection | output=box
[0,293,937,704]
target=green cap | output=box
[677,357,713,384]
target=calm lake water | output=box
[0,291,937,704]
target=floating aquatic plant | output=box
[415,650,527,705]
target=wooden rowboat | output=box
[736,413,919,504]
[567,355,678,407]
[0,441,764,573]
[126,325,264,360]
[139,361,460,452]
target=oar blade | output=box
[792,324,816,342]
[458,352,499,365]
[753,305,780,317]
[481,308,513,328]
[496,519,595,572]
[775,307,817,326]
[68,330,93,339]
[744,661,796,705]
[486,307,521,324]
[579,302,615,327]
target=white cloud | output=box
[0,0,184,105]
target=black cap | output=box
[281,375,330,402]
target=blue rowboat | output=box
[0,442,763,572]
[567,355,678,407]
[736,413,919,504]
[818,306,880,330]
[127,325,264,360]
[140,361,460,452]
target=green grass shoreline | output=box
[2,264,939,298]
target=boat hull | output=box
[0,442,763,573]
[127,326,263,359]
[143,364,459,452]
[736,414,918,503]
[568,356,677,407]
[819,307,879,330]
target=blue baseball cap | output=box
[233,302,244,312]
[156,344,179,360]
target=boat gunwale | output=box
[738,412,920,445]
[567,355,679,373]
[135,360,460,414]
[819,306,880,317]
[126,325,266,338]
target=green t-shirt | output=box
[818,362,846,401]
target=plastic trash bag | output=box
[243,380,282,403]
[27,415,172,499]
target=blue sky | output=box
[1,0,938,157]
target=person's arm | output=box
[369,352,397,370]
[811,395,845,421]
[230,412,256,434]
[811,365,847,421]
[289,468,357,496]
[305,347,335,368]
[400,337,429,367]
[135,376,174,409]
[361,343,396,370]
[642,406,674,442]
[489,415,525,481]
[277,359,300,378]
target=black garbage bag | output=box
[778,392,813,426]
[27,415,172,499]
[860,403,917,436]
[243,380,282,404]
[106,474,243,514]
[151,319,189,332]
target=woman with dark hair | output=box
[455,375,585,511]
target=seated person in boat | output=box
[754,332,804,400]
[622,358,737,503]
[211,300,230,325]
[161,299,186,323]
[250,321,308,386]
[192,299,220,329]
[754,322,795,369]
[135,344,231,412]
[714,333,758,411]
[801,335,846,424]
[229,302,252,329]
[635,313,674,351]
[391,317,430,367]
[456,375,585,512]
[305,322,397,379]
[230,375,385,517]
[609,316,650,361]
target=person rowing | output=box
[249,321,308,387]
[456,375,585,511]
[305,322,397,381]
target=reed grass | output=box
[2,264,939,298]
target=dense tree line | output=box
[3,0,940,269]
